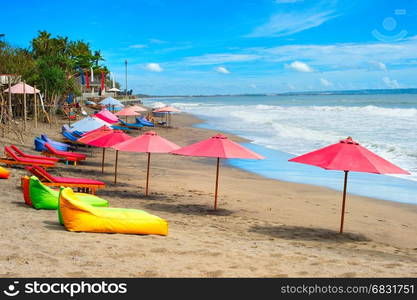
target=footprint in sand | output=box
[205,270,224,277]
[340,272,357,277]
[66,271,87,277]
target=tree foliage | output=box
[0,30,110,110]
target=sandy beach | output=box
[0,113,416,278]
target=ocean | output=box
[142,91,417,205]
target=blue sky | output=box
[2,0,417,95]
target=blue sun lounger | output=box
[135,117,155,127]
[41,134,72,150]
[118,119,144,129]
[35,137,69,152]
[62,131,79,142]
[111,125,132,132]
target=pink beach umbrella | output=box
[130,105,147,112]
[78,126,113,143]
[112,131,180,195]
[4,82,41,130]
[3,82,40,94]
[115,106,146,122]
[154,106,180,127]
[94,108,119,124]
[84,130,132,175]
[289,137,410,233]
[115,107,141,116]
[171,134,265,210]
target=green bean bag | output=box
[29,176,109,210]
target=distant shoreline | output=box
[141,88,417,98]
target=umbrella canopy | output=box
[87,130,132,148]
[81,125,109,136]
[115,106,142,117]
[113,131,179,153]
[3,82,40,94]
[78,126,113,143]
[109,87,121,92]
[112,131,180,195]
[153,106,180,127]
[289,137,409,233]
[130,105,147,112]
[84,130,132,174]
[100,97,124,107]
[95,108,119,124]
[171,134,264,159]
[153,106,180,113]
[70,116,111,133]
[171,134,264,209]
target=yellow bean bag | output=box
[59,187,168,235]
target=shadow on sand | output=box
[249,225,370,243]
[43,220,65,231]
[144,202,234,216]
[11,201,28,208]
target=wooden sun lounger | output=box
[26,166,105,194]
[0,147,56,169]
[42,143,86,166]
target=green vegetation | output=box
[0,31,109,113]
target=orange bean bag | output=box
[0,166,10,179]
[21,176,32,206]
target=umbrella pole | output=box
[23,81,27,131]
[114,150,119,183]
[339,171,349,234]
[101,148,106,174]
[214,157,220,210]
[8,77,11,133]
[145,152,151,196]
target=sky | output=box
[2,0,417,95]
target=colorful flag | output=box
[78,67,85,85]
[101,70,105,91]
[85,71,90,89]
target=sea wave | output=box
[143,99,417,182]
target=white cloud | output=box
[246,9,338,38]
[129,44,147,49]
[145,63,163,72]
[287,83,296,90]
[286,61,314,72]
[215,66,230,74]
[320,78,333,87]
[370,61,387,72]
[184,54,260,66]
[382,76,400,88]
[149,38,167,44]
[252,36,417,70]
[249,84,257,88]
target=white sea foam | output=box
[142,98,417,181]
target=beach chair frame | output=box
[0,147,55,169]
[26,166,104,195]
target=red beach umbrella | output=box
[289,137,410,233]
[171,134,265,210]
[112,131,180,195]
[84,130,132,175]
